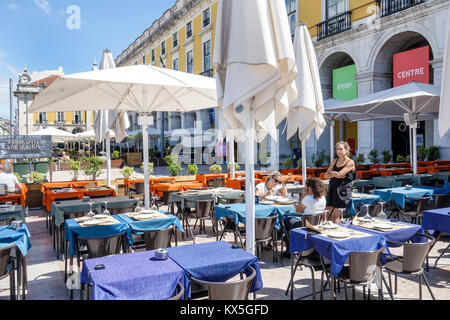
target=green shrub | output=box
[209,164,222,173]
[227,162,241,171]
[111,150,120,160]
[120,166,135,178]
[69,159,80,180]
[164,153,183,176]
[427,146,440,161]
[355,153,365,165]
[395,154,406,163]
[297,159,302,168]
[312,150,326,168]
[381,149,392,163]
[27,171,45,184]
[368,149,379,164]
[140,162,154,175]
[282,158,293,169]
[84,156,104,180]
[405,154,411,162]
[188,163,198,175]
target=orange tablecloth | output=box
[44,189,84,212]
[226,178,263,190]
[196,173,228,185]
[152,181,206,197]
[227,172,246,179]
[369,163,410,170]
[0,184,27,207]
[123,177,176,188]
[41,181,99,193]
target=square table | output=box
[348,193,381,215]
[169,188,245,211]
[114,213,184,234]
[167,241,263,298]
[80,250,188,300]
[349,218,423,243]
[422,207,450,268]
[373,187,434,208]
[0,205,26,223]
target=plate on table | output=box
[260,200,275,204]
[373,223,394,230]
[327,231,350,239]
[265,195,278,201]
[321,223,338,230]
[135,213,158,220]
[275,199,296,205]
[82,220,101,226]
[94,214,109,219]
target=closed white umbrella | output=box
[287,23,326,185]
[326,82,441,174]
[214,0,298,255]
[27,64,217,210]
[439,7,450,138]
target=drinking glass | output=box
[87,202,95,218]
[338,208,346,224]
[377,201,387,220]
[363,204,372,221]
[102,201,110,216]
[320,209,330,227]
[134,200,143,213]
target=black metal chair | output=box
[132,225,176,251]
[192,199,216,236]
[403,196,431,224]
[0,245,16,300]
[254,215,279,262]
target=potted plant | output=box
[164,153,183,176]
[120,166,135,179]
[209,164,223,174]
[427,146,440,161]
[188,163,198,175]
[368,149,379,164]
[69,159,80,181]
[355,153,365,165]
[25,171,46,208]
[226,162,241,171]
[312,150,326,168]
[395,154,406,163]
[417,146,428,162]
[84,156,104,180]
[109,150,123,168]
[140,161,154,175]
[381,149,392,163]
[282,158,293,169]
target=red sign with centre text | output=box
[393,46,430,87]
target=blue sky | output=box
[0,0,176,119]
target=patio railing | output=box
[379,0,426,17]
[316,11,352,41]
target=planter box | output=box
[25,183,43,208]
[174,175,197,182]
[126,153,142,167]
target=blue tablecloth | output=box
[349,219,423,243]
[214,203,296,230]
[422,208,450,234]
[0,225,31,256]
[80,250,188,300]
[374,187,434,208]
[348,194,381,215]
[64,217,134,256]
[289,227,386,277]
[168,241,263,297]
[414,184,450,195]
[114,213,185,234]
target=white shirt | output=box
[301,195,326,214]
[0,173,19,193]
[256,182,283,196]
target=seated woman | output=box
[255,171,287,201]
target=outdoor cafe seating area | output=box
[0,165,449,301]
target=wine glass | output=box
[102,201,110,216]
[87,202,95,218]
[320,209,330,227]
[377,201,387,220]
[134,200,143,213]
[363,204,372,221]
[338,208,346,224]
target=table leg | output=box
[330,274,335,300]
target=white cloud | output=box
[34,0,51,15]
[7,3,19,10]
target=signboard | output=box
[333,64,357,101]
[0,135,52,159]
[393,46,429,87]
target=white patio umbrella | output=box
[31,127,76,141]
[286,23,326,185]
[326,82,441,174]
[214,0,298,255]
[27,64,217,209]
[76,129,116,139]
[439,7,450,138]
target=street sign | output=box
[0,135,52,159]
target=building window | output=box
[142,55,146,64]
[327,0,346,19]
[187,50,193,73]
[202,8,211,28]
[38,112,46,123]
[186,21,193,39]
[285,0,297,38]
[74,111,82,124]
[173,32,178,48]
[173,58,179,71]
[161,41,166,56]
[203,40,211,72]
[57,112,64,123]
[135,61,138,65]
[151,49,155,63]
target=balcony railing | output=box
[379,0,426,17]
[200,69,214,78]
[317,11,352,41]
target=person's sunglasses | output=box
[272,178,281,184]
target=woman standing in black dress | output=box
[324,141,356,222]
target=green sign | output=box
[333,64,357,101]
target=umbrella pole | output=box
[302,139,307,186]
[229,138,235,179]
[412,123,418,175]
[142,122,150,210]
[330,120,335,163]
[106,133,111,187]
[245,99,255,256]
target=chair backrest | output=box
[218,196,244,205]
[348,247,384,282]
[415,197,431,214]
[167,281,184,300]
[110,205,137,215]
[195,199,214,218]
[255,215,278,240]
[190,266,256,300]
[210,177,225,188]
[373,177,396,189]
[134,182,146,195]
[402,234,434,273]
[136,225,174,251]
[434,194,450,209]
[79,233,125,259]
[301,211,324,227]
[55,196,80,202]
[0,245,15,278]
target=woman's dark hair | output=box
[305,177,326,200]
